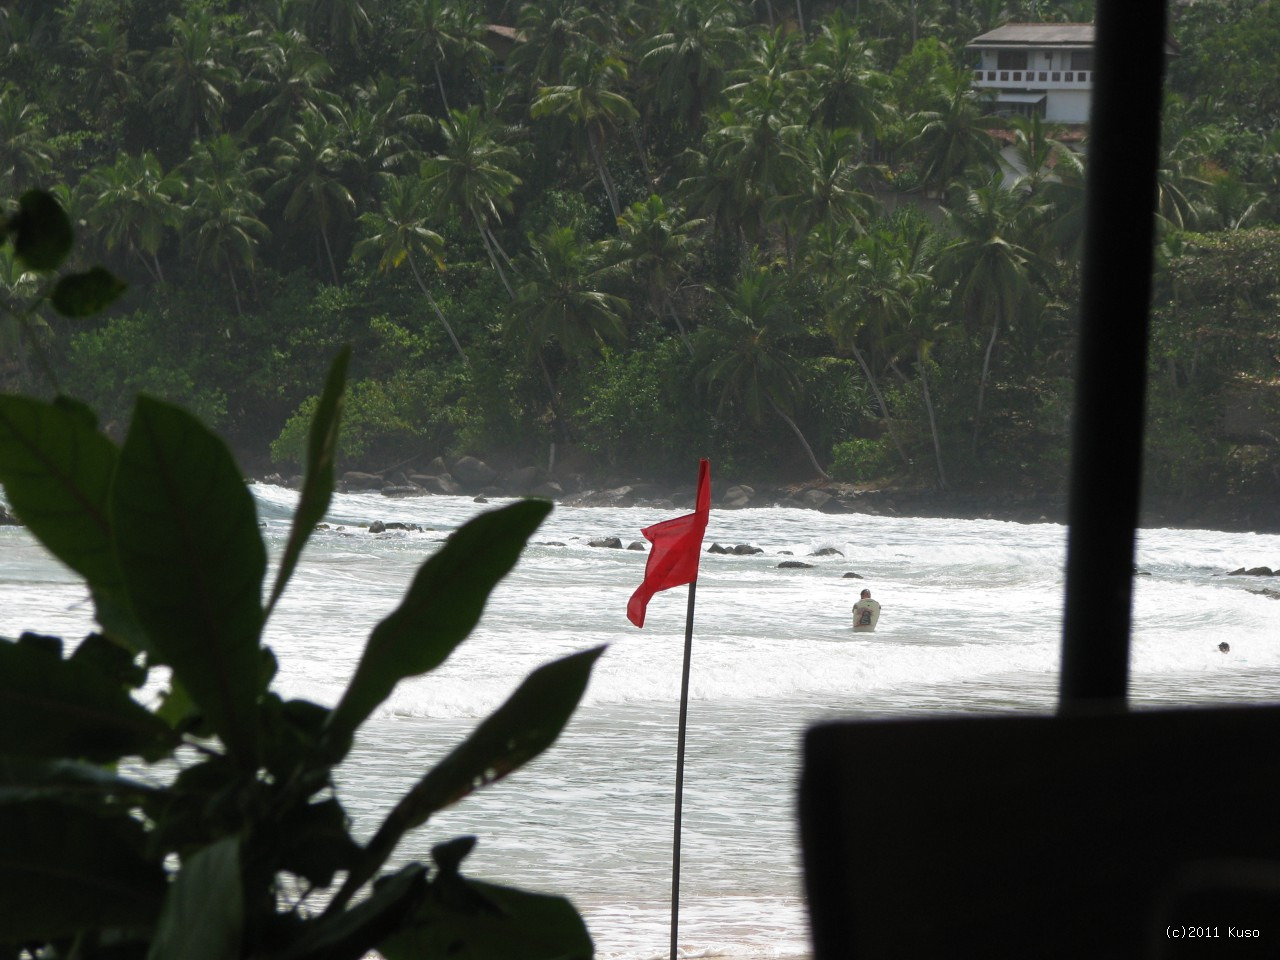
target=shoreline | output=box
[251,460,1280,537]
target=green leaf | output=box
[0,395,122,595]
[266,346,348,620]
[0,638,178,763]
[270,865,428,960]
[0,801,165,940]
[51,266,128,317]
[146,837,242,960]
[113,396,266,761]
[0,756,157,806]
[12,189,73,271]
[325,499,553,752]
[332,647,603,913]
[378,876,592,960]
[275,797,362,889]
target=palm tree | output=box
[145,10,240,142]
[637,0,745,135]
[601,194,706,354]
[1004,112,1070,197]
[939,174,1052,453]
[0,246,48,392]
[0,86,55,196]
[696,268,830,479]
[802,10,886,139]
[68,19,142,124]
[353,175,468,365]
[506,0,610,91]
[765,127,880,247]
[268,107,358,285]
[398,0,492,115]
[508,225,629,439]
[239,28,337,139]
[530,48,639,220]
[422,107,524,298]
[904,70,1000,197]
[300,0,372,54]
[82,151,186,284]
[181,137,271,314]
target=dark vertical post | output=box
[670,579,697,960]
[1060,0,1170,711]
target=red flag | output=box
[627,459,711,628]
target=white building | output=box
[967,23,1099,124]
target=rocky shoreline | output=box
[250,451,1280,536]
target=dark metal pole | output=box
[670,579,697,960]
[1060,0,1170,712]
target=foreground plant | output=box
[0,194,600,959]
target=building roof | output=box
[967,23,1095,48]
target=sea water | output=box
[3,486,1278,959]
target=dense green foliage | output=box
[1,198,601,958]
[2,0,1277,497]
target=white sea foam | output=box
[3,486,1278,960]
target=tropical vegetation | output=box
[2,0,1277,506]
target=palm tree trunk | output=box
[663,294,694,357]
[588,128,622,221]
[918,343,947,489]
[768,395,831,480]
[324,228,342,285]
[473,211,515,298]
[433,59,451,114]
[973,305,1000,455]
[849,341,909,466]
[406,250,469,366]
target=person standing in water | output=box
[852,588,881,631]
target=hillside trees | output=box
[3,0,1271,500]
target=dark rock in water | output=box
[474,495,489,503]
[1250,588,1280,599]
[797,489,831,510]
[383,521,424,532]
[504,465,546,494]
[343,471,385,490]
[589,536,623,548]
[707,543,730,554]
[778,561,814,569]
[530,480,565,499]
[451,455,498,488]
[1229,566,1276,576]
[413,474,460,496]
[369,521,386,533]
[0,504,20,526]
[627,541,647,551]
[722,485,754,509]
[842,572,865,579]
[812,547,844,557]
[779,550,793,556]
[381,485,425,497]
[732,544,763,555]
[259,473,287,487]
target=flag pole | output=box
[670,577,697,960]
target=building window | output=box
[1071,50,1094,71]
[997,50,1029,70]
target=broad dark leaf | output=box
[12,189,72,271]
[325,499,552,752]
[377,876,592,960]
[146,837,242,960]
[51,266,127,317]
[0,639,177,763]
[336,647,603,909]
[0,756,157,805]
[267,346,348,619]
[0,395,121,595]
[113,396,266,761]
[269,865,427,960]
[276,797,362,889]
[0,801,165,940]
